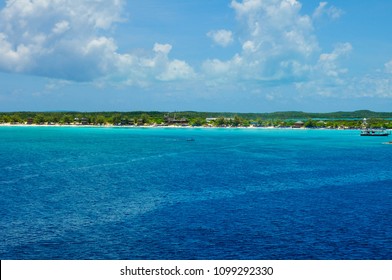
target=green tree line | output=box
[0,111,391,128]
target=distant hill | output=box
[253,110,392,120]
[173,110,392,120]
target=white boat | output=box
[360,128,390,136]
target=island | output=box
[1,110,392,129]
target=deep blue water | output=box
[0,127,391,259]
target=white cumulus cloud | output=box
[207,29,234,47]
[230,0,319,56]
[384,60,392,74]
[313,2,343,20]
[0,0,195,84]
[157,59,195,81]
[0,0,125,80]
[200,0,356,101]
[108,43,195,86]
[52,20,70,35]
[295,42,353,97]
[317,42,352,77]
[204,0,320,83]
[153,43,173,55]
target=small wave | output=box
[0,174,40,185]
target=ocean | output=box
[0,126,391,259]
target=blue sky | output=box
[1,0,392,112]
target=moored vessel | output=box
[360,128,390,136]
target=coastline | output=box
[0,123,359,130]
[2,111,390,130]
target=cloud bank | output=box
[0,0,194,83]
[0,0,125,80]
[0,0,391,101]
[201,0,352,95]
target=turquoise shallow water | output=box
[0,127,391,259]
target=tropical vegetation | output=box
[0,110,391,129]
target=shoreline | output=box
[0,123,366,130]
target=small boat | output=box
[360,128,390,136]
